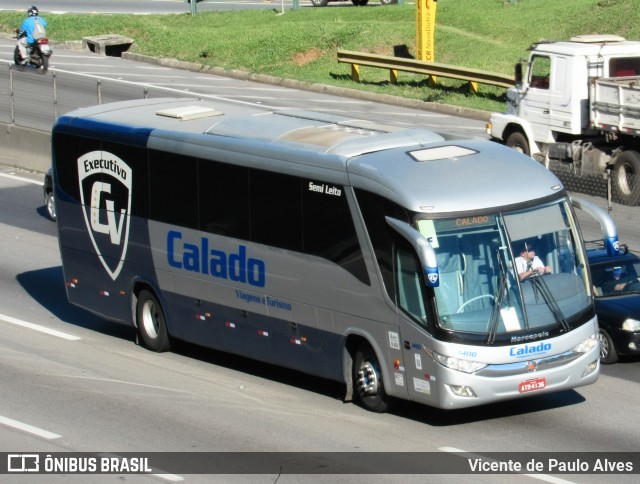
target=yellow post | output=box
[416,0,437,84]
[351,63,361,83]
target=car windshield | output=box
[415,198,591,342]
[591,259,640,296]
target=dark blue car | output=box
[589,245,640,364]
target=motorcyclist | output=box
[17,6,48,65]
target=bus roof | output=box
[54,98,565,214]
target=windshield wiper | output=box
[487,246,510,344]
[529,275,570,331]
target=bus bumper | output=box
[435,346,600,410]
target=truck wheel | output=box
[612,150,640,205]
[311,0,329,5]
[506,131,530,156]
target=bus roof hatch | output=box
[156,105,224,120]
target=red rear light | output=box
[37,38,49,44]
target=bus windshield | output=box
[416,198,590,341]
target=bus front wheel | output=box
[353,345,391,413]
[136,289,171,352]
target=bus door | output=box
[393,242,440,406]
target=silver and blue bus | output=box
[51,97,618,411]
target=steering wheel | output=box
[523,268,548,280]
[622,278,640,291]
[456,294,495,313]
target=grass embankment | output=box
[1,0,639,112]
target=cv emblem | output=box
[78,151,132,280]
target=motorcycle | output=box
[14,30,52,73]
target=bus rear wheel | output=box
[45,191,56,221]
[136,290,171,352]
[353,345,391,413]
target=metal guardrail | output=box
[337,50,515,92]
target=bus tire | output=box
[45,191,56,221]
[353,345,391,413]
[612,150,640,206]
[506,131,530,156]
[598,328,618,365]
[136,289,171,352]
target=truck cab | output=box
[489,35,640,205]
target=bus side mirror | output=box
[385,217,440,287]
[571,197,620,256]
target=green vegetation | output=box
[1,0,639,112]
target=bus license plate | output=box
[519,377,546,393]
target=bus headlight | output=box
[433,352,487,373]
[622,319,640,332]
[573,333,598,354]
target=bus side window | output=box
[354,188,411,303]
[149,150,198,228]
[394,243,428,327]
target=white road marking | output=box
[0,415,61,440]
[0,172,43,186]
[0,313,81,341]
[154,474,185,482]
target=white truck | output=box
[488,35,640,205]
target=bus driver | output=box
[515,243,551,281]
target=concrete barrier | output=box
[82,34,134,57]
[0,122,51,173]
